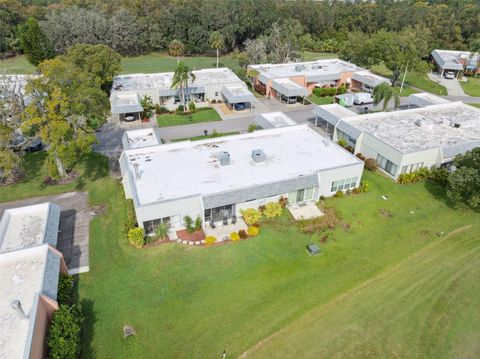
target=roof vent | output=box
[449,121,461,128]
[295,64,305,72]
[251,149,266,162]
[312,64,322,70]
[219,151,230,166]
[415,119,423,127]
[11,300,28,320]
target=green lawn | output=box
[156,108,221,127]
[467,103,480,109]
[1,154,478,359]
[371,64,447,95]
[171,131,240,142]
[460,77,480,97]
[394,85,418,96]
[0,55,35,74]
[308,95,334,105]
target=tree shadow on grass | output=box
[72,276,97,359]
[83,153,109,181]
[424,180,480,213]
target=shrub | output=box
[248,123,257,133]
[319,195,326,201]
[328,87,337,96]
[128,228,144,248]
[356,153,366,161]
[183,215,194,233]
[211,99,217,104]
[188,101,196,111]
[247,226,259,236]
[155,104,170,114]
[258,204,266,213]
[345,145,354,153]
[47,304,83,359]
[155,223,169,240]
[334,190,344,198]
[57,273,74,305]
[194,216,202,231]
[345,188,351,195]
[140,95,155,118]
[360,181,369,193]
[240,208,261,225]
[428,167,448,184]
[210,129,221,138]
[205,235,217,246]
[337,85,347,95]
[398,167,432,184]
[352,187,362,194]
[176,104,184,113]
[123,199,137,235]
[365,158,378,171]
[238,229,248,239]
[230,232,240,241]
[263,202,282,218]
[313,87,322,97]
[337,138,347,148]
[278,196,288,208]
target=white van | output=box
[353,92,374,105]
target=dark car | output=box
[234,102,246,111]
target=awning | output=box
[271,78,308,97]
[221,86,255,104]
[352,71,391,88]
[306,73,341,82]
[312,104,357,126]
[111,93,143,114]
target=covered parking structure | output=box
[221,85,256,112]
[431,49,474,77]
[313,104,357,140]
[351,70,391,93]
[271,78,309,104]
[110,93,143,122]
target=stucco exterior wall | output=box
[29,295,58,359]
[317,163,364,195]
[399,148,442,172]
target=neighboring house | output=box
[254,111,297,129]
[119,125,364,235]
[110,68,255,121]
[313,101,480,179]
[121,128,162,150]
[431,49,479,77]
[0,203,67,359]
[247,59,390,101]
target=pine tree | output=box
[18,17,55,66]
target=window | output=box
[401,162,424,174]
[331,177,357,192]
[288,191,297,203]
[305,187,314,201]
[376,154,398,176]
[143,217,171,235]
[215,91,218,97]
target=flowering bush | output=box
[230,232,240,241]
[240,208,261,225]
[128,227,145,248]
[205,235,217,246]
[247,226,259,236]
[263,202,282,218]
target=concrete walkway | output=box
[427,73,467,97]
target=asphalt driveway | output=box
[0,191,90,274]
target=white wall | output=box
[399,148,442,173]
[317,163,364,195]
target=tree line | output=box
[1,0,479,59]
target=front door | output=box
[296,189,305,202]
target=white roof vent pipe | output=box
[11,300,28,320]
[133,163,141,180]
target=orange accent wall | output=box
[29,295,59,359]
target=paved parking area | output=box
[0,192,90,274]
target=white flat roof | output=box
[124,128,161,150]
[432,49,479,70]
[351,70,391,87]
[256,112,296,128]
[124,125,360,205]
[313,104,358,125]
[0,203,60,253]
[112,67,243,92]
[341,102,480,153]
[407,93,450,107]
[249,59,362,80]
[0,245,50,359]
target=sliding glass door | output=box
[204,204,235,223]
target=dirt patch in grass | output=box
[379,208,393,218]
[176,229,206,241]
[297,206,343,234]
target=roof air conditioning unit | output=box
[295,64,305,72]
[219,151,230,166]
[251,149,266,162]
[449,121,461,128]
[312,64,322,70]
[415,119,423,127]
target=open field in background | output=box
[0,55,35,74]
[371,64,447,95]
[460,77,480,97]
[156,108,221,127]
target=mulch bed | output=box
[176,229,206,241]
[43,171,79,185]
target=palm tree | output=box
[171,62,196,111]
[168,39,185,64]
[373,83,400,111]
[209,31,225,68]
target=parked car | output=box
[234,102,246,111]
[281,95,297,104]
[444,71,455,79]
[353,92,374,105]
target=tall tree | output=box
[168,39,185,64]
[372,83,400,111]
[446,148,480,209]
[18,17,55,66]
[209,31,225,68]
[171,62,195,111]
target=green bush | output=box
[205,235,217,246]
[328,87,337,96]
[263,202,282,218]
[365,158,378,171]
[140,95,155,118]
[313,87,322,97]
[352,187,362,194]
[337,85,347,94]
[248,123,258,133]
[398,167,432,184]
[176,104,184,113]
[238,229,248,239]
[183,215,194,233]
[128,227,145,248]
[155,223,169,240]
[360,181,369,193]
[155,104,170,114]
[194,216,202,231]
[188,101,196,111]
[47,304,83,359]
[428,167,448,184]
[247,226,259,236]
[337,138,347,148]
[123,199,137,235]
[57,273,74,305]
[334,190,344,198]
[230,232,240,241]
[240,208,262,225]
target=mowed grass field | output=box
[0,154,478,359]
[460,77,480,97]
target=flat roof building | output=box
[248,59,390,100]
[314,102,480,178]
[121,128,162,150]
[110,68,255,120]
[120,125,364,234]
[431,49,479,76]
[254,112,296,129]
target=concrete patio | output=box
[204,219,248,241]
[288,201,324,220]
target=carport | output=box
[351,70,391,93]
[271,78,308,104]
[313,104,357,137]
[111,93,143,122]
[221,85,255,112]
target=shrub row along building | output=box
[314,97,480,179]
[119,124,364,235]
[247,59,390,102]
[0,203,68,359]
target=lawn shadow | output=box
[423,180,456,208]
[73,277,97,359]
[83,153,109,181]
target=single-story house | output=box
[0,203,67,359]
[110,68,255,121]
[247,59,390,100]
[431,49,479,77]
[254,112,296,129]
[119,125,364,234]
[121,128,162,150]
[313,101,480,179]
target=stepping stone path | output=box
[174,239,206,246]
